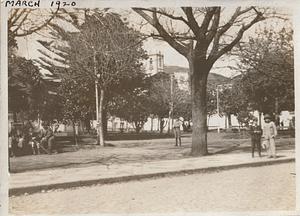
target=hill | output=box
[164,65,230,85]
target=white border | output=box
[0,4,9,216]
[1,0,299,215]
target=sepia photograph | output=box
[1,0,298,215]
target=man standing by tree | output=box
[173,117,182,147]
[249,118,262,158]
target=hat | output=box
[264,114,271,120]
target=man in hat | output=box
[40,124,55,154]
[249,118,262,157]
[173,117,182,146]
[262,114,277,158]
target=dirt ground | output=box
[9,132,294,173]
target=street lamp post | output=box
[168,73,174,133]
[217,85,220,133]
[93,46,100,145]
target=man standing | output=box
[173,117,182,147]
[249,118,262,158]
[262,114,277,158]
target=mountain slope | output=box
[164,65,230,85]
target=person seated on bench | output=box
[40,124,55,154]
[28,128,40,155]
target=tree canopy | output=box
[36,10,148,144]
[133,7,267,156]
[234,27,294,121]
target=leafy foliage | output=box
[110,88,151,133]
[173,89,192,121]
[147,72,171,119]
[58,76,94,122]
[236,27,294,115]
[36,10,148,121]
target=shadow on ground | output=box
[9,132,294,173]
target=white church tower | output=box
[146,51,164,75]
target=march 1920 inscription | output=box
[4,0,76,8]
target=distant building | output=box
[145,52,164,75]
[163,66,189,91]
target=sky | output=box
[16,7,292,78]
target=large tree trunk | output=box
[275,97,279,126]
[227,114,232,128]
[98,89,105,146]
[159,118,165,134]
[258,111,262,126]
[102,107,108,139]
[150,116,153,132]
[157,117,160,132]
[72,121,78,146]
[190,59,209,156]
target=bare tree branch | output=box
[150,33,196,41]
[11,10,31,35]
[133,7,189,57]
[206,7,221,43]
[134,8,189,26]
[209,10,265,63]
[181,7,202,38]
[8,9,24,28]
[200,7,217,34]
[9,8,60,41]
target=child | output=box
[249,118,262,157]
[262,114,277,158]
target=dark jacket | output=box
[249,125,262,140]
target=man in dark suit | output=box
[249,118,262,157]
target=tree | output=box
[236,27,294,125]
[8,54,64,125]
[108,72,150,133]
[174,89,192,121]
[38,90,64,123]
[148,72,171,133]
[173,89,192,132]
[206,84,217,118]
[36,10,147,145]
[8,9,59,47]
[8,54,47,121]
[58,76,94,144]
[7,9,64,124]
[148,72,188,133]
[112,89,151,133]
[216,84,244,128]
[133,7,266,156]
